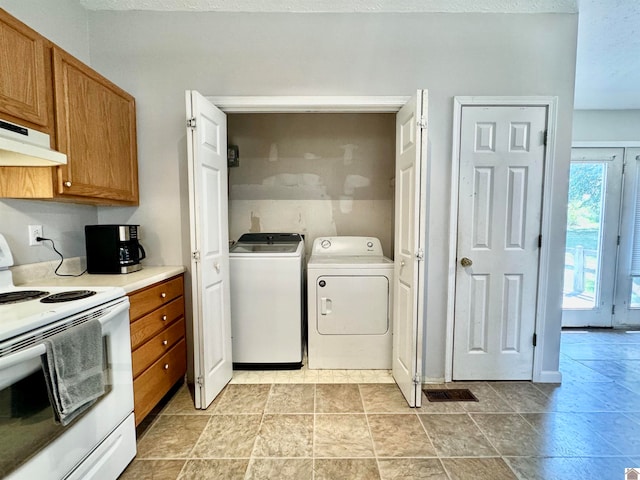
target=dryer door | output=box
[316,276,389,335]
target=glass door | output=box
[614,148,640,326]
[562,147,624,327]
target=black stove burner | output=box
[40,290,97,303]
[0,290,50,305]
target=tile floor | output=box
[121,329,640,479]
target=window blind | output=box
[630,155,640,275]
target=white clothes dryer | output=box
[229,233,305,369]
[307,236,393,369]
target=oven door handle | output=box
[0,344,46,370]
[0,297,129,372]
[95,298,129,328]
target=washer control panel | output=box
[311,236,383,256]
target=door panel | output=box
[316,276,389,335]
[453,105,546,380]
[392,90,427,407]
[53,48,138,203]
[562,148,623,327]
[186,90,232,409]
[615,148,640,326]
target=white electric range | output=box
[0,233,136,480]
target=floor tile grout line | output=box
[414,409,440,461]
[246,383,272,471]
[312,383,316,480]
[466,411,520,478]
[362,399,382,477]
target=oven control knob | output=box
[319,280,326,287]
[320,239,331,249]
[367,241,373,248]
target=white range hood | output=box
[0,119,67,166]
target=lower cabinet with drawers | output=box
[128,274,186,426]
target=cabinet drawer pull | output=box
[162,340,168,346]
[163,363,169,370]
[161,315,167,321]
[161,292,167,298]
[64,181,72,187]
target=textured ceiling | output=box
[78,0,640,109]
[574,0,640,109]
[79,0,577,13]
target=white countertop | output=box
[17,265,185,294]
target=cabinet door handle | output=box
[161,292,167,298]
[164,364,169,370]
[64,181,72,188]
[162,340,168,346]
[161,315,167,321]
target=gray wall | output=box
[573,110,640,141]
[0,6,579,382]
[87,10,578,381]
[228,113,395,258]
[0,0,97,266]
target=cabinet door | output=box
[53,47,139,204]
[0,9,50,129]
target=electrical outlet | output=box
[28,225,43,246]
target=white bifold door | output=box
[185,90,233,409]
[392,91,428,407]
[453,105,547,381]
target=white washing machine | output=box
[307,236,393,369]
[229,233,305,368]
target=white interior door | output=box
[453,105,546,380]
[392,90,427,407]
[562,148,623,327]
[186,90,233,409]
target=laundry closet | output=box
[226,113,396,258]
[186,91,427,408]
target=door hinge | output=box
[538,235,542,248]
[612,304,616,315]
[196,376,204,386]
[187,117,197,129]
[532,333,537,347]
[622,162,626,174]
[617,235,621,246]
[413,373,421,385]
[417,116,427,130]
[543,130,548,146]
[415,248,425,261]
[192,250,201,262]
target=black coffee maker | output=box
[85,224,146,274]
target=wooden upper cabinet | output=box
[0,9,138,205]
[0,9,51,130]
[53,48,139,204]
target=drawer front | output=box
[129,275,184,321]
[133,339,186,426]
[130,296,184,350]
[132,318,185,379]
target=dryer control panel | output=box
[311,236,383,256]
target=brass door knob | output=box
[460,257,473,267]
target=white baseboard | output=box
[422,377,445,385]
[535,370,563,384]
